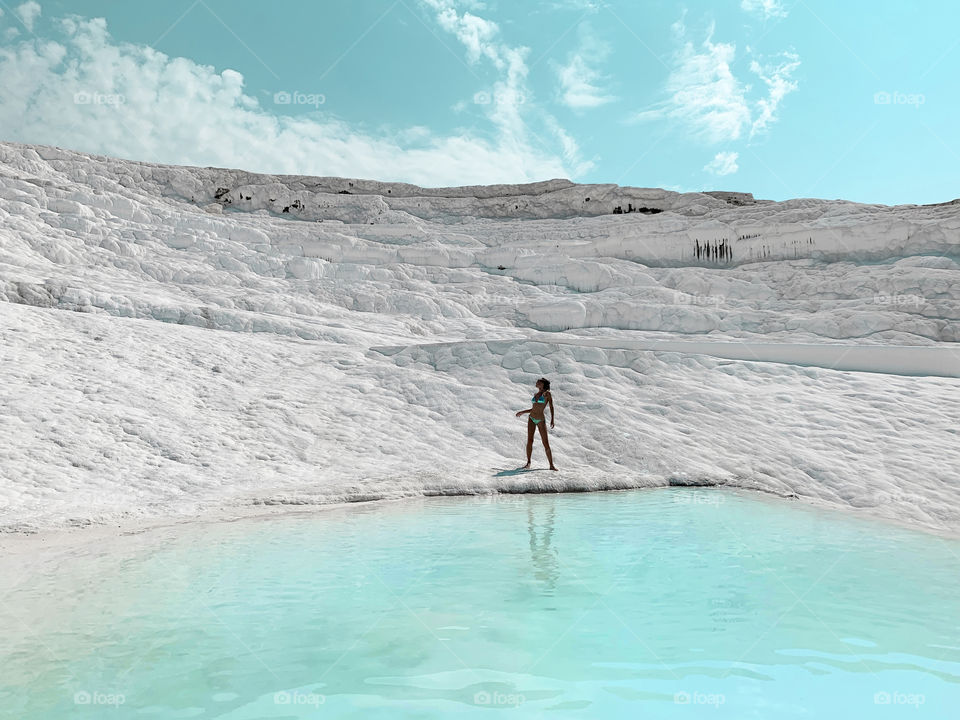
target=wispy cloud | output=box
[419,0,593,175]
[704,150,739,175]
[426,1,502,65]
[419,0,529,145]
[741,0,789,20]
[544,114,596,176]
[0,4,588,185]
[632,18,749,143]
[631,14,799,144]
[14,1,41,31]
[555,24,616,109]
[749,50,800,137]
[537,0,603,13]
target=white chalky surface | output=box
[1,141,958,535]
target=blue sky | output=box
[0,0,957,204]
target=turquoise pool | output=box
[2,488,958,718]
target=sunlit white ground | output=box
[1,141,958,536]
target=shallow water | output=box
[1,488,959,718]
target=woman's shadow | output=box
[492,466,548,476]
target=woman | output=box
[515,378,557,471]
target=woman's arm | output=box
[548,392,555,424]
[515,408,531,416]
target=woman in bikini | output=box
[515,378,558,471]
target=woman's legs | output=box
[524,418,536,467]
[537,421,556,470]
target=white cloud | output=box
[544,115,595,176]
[1,10,21,43]
[740,0,789,20]
[0,9,588,186]
[633,20,749,143]
[537,0,603,13]
[631,17,798,144]
[418,0,592,175]
[14,1,41,31]
[555,25,616,109]
[749,51,800,137]
[704,150,739,175]
[430,5,501,65]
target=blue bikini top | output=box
[533,394,547,403]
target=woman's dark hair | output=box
[537,377,550,391]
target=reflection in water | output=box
[527,499,560,591]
